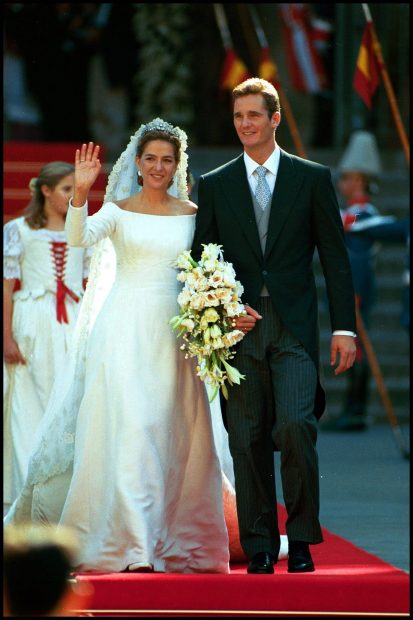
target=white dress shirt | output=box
[243,148,356,338]
[244,148,280,195]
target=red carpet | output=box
[72,506,409,617]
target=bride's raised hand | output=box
[75,142,101,191]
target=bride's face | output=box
[136,140,178,191]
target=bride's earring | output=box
[137,170,143,187]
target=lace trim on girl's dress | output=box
[4,257,21,280]
[3,219,23,279]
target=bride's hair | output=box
[136,129,181,162]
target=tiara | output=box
[139,117,187,148]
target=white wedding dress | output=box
[5,202,231,573]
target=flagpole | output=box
[356,305,409,459]
[361,3,410,167]
[213,3,232,51]
[214,4,251,93]
[248,5,307,159]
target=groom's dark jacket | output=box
[191,149,356,419]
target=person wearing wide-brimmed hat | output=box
[325,131,406,431]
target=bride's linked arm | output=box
[66,142,116,247]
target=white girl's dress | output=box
[3,217,90,515]
[5,203,230,574]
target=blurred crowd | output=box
[4,3,137,159]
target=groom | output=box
[192,78,357,574]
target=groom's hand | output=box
[330,335,357,375]
[234,304,262,334]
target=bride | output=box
[4,119,287,571]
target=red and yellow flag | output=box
[353,23,380,109]
[220,49,251,91]
[258,47,280,89]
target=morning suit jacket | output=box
[191,149,356,419]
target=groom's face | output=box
[233,94,279,153]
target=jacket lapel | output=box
[218,155,263,261]
[264,149,303,260]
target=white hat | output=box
[337,131,382,176]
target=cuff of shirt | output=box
[332,330,357,337]
[68,198,88,211]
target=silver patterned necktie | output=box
[255,165,271,210]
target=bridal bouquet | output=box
[170,243,246,401]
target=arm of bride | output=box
[66,142,117,247]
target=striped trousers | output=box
[226,297,323,559]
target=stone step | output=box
[321,365,409,381]
[320,377,409,424]
[322,403,409,425]
[322,375,410,391]
[324,397,409,417]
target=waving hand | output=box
[73,142,101,207]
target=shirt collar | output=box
[244,146,280,179]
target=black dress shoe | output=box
[287,541,315,573]
[247,552,275,574]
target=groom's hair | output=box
[232,78,281,118]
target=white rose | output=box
[235,281,244,297]
[222,263,237,286]
[223,330,244,347]
[208,270,225,288]
[177,289,191,308]
[202,258,220,273]
[203,291,220,307]
[224,301,245,317]
[215,288,233,304]
[201,243,222,262]
[194,276,209,291]
[190,293,207,311]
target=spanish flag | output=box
[353,24,380,109]
[220,49,251,91]
[258,47,280,89]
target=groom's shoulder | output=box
[200,154,243,182]
[283,149,330,174]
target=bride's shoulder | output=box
[110,197,129,210]
[176,198,198,215]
